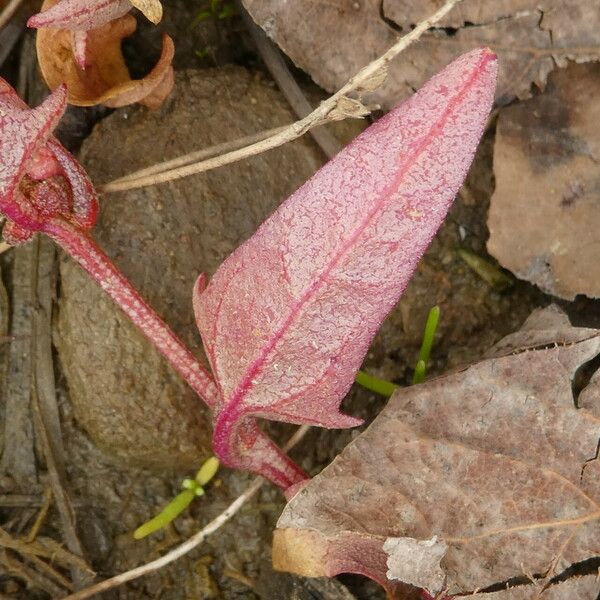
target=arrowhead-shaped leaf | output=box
[194,48,498,486]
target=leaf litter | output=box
[242,0,600,108]
[488,62,600,300]
[274,305,600,598]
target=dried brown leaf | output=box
[242,0,600,108]
[274,306,600,597]
[35,0,173,108]
[487,62,600,300]
[129,0,162,24]
[471,575,600,599]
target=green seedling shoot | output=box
[133,456,220,540]
[458,248,513,292]
[354,370,399,397]
[194,0,235,25]
[356,305,440,394]
[412,305,440,384]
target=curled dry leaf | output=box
[242,0,600,108]
[128,0,162,24]
[28,0,163,67]
[274,305,600,597]
[35,0,173,109]
[487,62,600,300]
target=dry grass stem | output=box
[106,124,289,186]
[0,548,67,597]
[237,0,342,159]
[101,0,462,194]
[0,0,25,30]
[63,424,310,600]
[24,488,52,543]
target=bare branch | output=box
[108,124,288,185]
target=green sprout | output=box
[411,305,440,384]
[194,0,236,25]
[133,456,220,540]
[458,248,513,292]
[354,370,399,397]
[356,305,440,394]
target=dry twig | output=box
[30,238,94,589]
[0,528,90,572]
[0,0,25,30]
[237,0,342,159]
[101,0,462,194]
[1,242,37,487]
[0,494,45,508]
[109,124,288,184]
[62,425,310,600]
[24,487,52,543]
[0,548,67,597]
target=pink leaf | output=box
[28,0,131,31]
[0,79,97,236]
[194,48,498,488]
[28,0,132,67]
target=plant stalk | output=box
[45,219,219,408]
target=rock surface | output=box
[243,0,600,109]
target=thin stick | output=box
[24,488,52,543]
[62,425,310,600]
[0,0,25,30]
[110,124,289,184]
[101,0,462,194]
[46,220,219,408]
[31,236,94,589]
[237,0,341,159]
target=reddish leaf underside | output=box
[28,0,132,31]
[0,80,97,237]
[193,48,498,488]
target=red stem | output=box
[213,410,308,491]
[45,218,308,491]
[45,218,219,408]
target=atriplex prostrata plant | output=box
[139,305,439,538]
[27,0,163,69]
[0,48,497,494]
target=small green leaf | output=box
[133,489,196,540]
[458,248,513,292]
[133,456,220,540]
[196,456,220,486]
[218,3,236,19]
[412,305,440,385]
[355,370,399,397]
